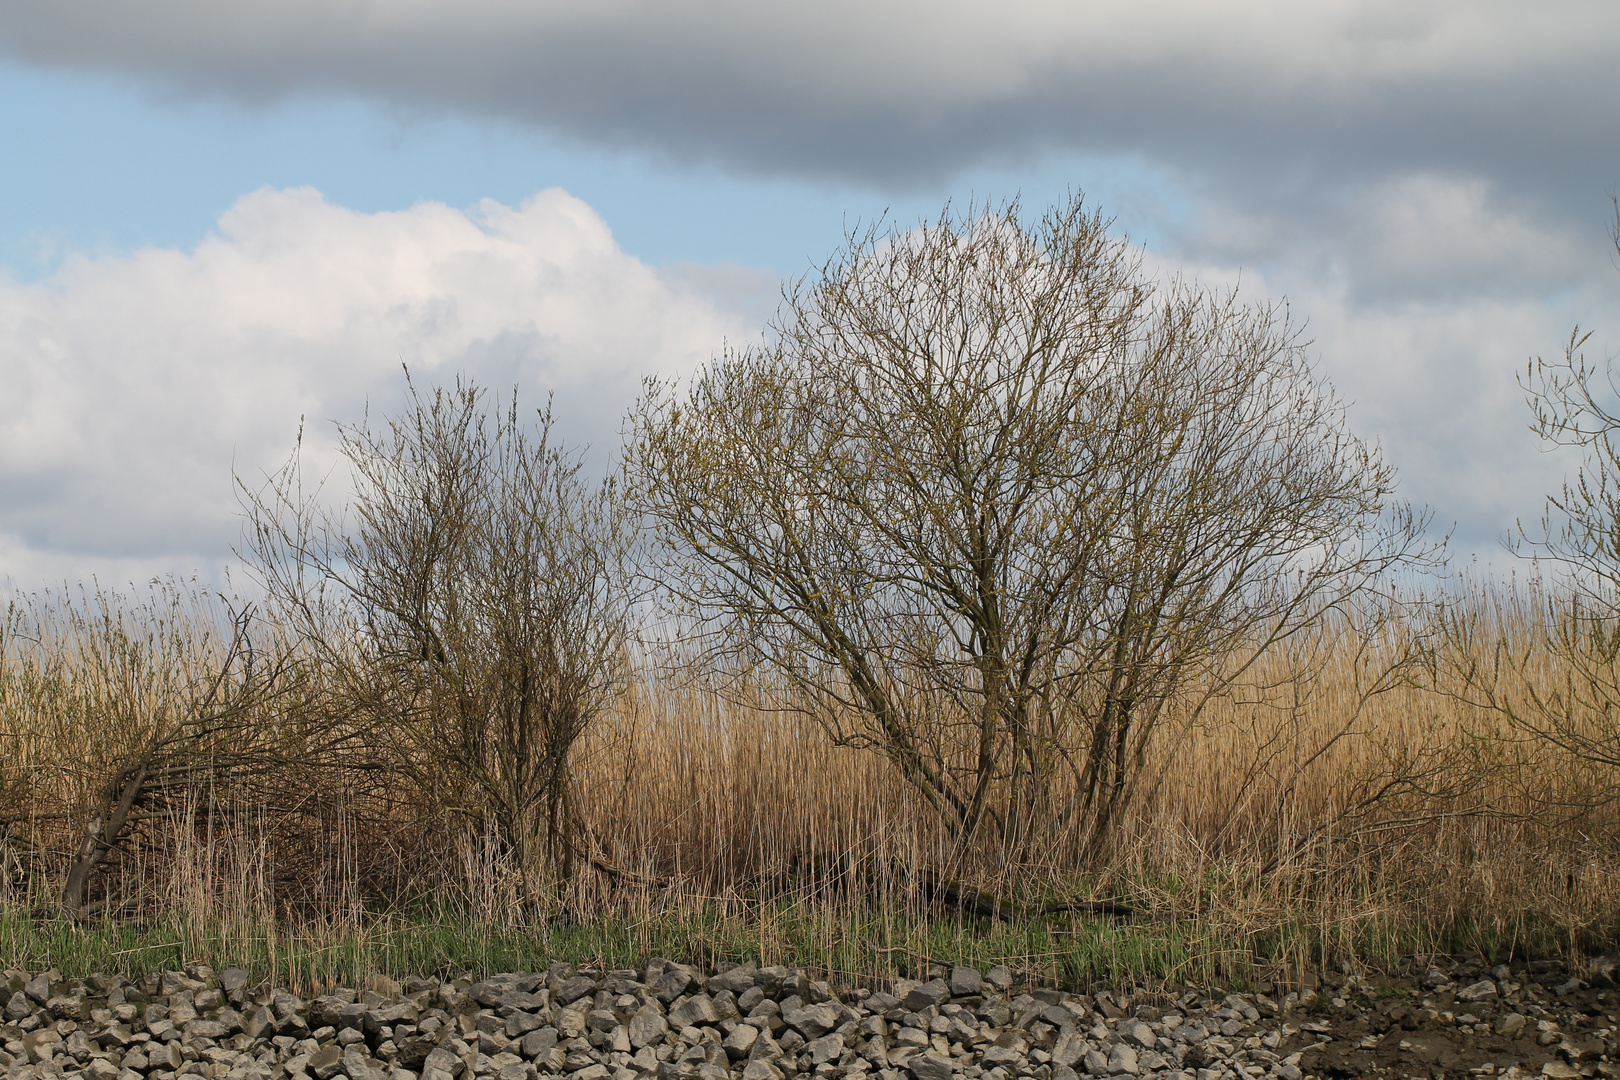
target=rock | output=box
[901,981,952,1013]
[655,971,694,1004]
[21,1029,62,1064]
[742,1061,783,1080]
[85,1058,119,1080]
[807,1034,844,1065]
[1051,1032,1086,1068]
[629,1012,669,1049]
[23,973,52,1004]
[1081,1049,1110,1075]
[984,967,1013,993]
[669,996,719,1029]
[710,968,757,995]
[185,1019,229,1041]
[423,1048,465,1078]
[748,1030,784,1065]
[554,977,599,1006]
[908,1054,953,1080]
[1456,981,1500,1002]
[505,1012,545,1038]
[950,968,982,998]
[308,1046,346,1080]
[981,1045,1022,1068]
[723,1023,760,1060]
[1497,1013,1528,1037]
[573,1066,611,1080]
[345,1050,387,1080]
[1118,1021,1155,1049]
[783,1004,840,1039]
[1106,1043,1139,1076]
[1052,1066,1079,1080]
[245,1005,275,1039]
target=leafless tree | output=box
[1437,203,1620,800]
[628,195,1431,870]
[241,377,635,903]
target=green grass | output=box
[5,889,1613,995]
[0,899,1253,995]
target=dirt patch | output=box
[1281,957,1620,1080]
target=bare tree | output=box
[1437,204,1620,796]
[628,195,1430,870]
[241,377,635,903]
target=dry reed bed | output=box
[2,579,1617,986]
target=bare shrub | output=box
[1432,206,1620,819]
[0,581,310,918]
[241,376,635,909]
[628,195,1432,873]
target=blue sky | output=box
[2,1,1619,585]
[0,63,1182,281]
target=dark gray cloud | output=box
[2,1,1616,212]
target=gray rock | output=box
[21,1029,61,1064]
[909,1053,954,1080]
[807,1034,844,1065]
[984,967,1013,993]
[1118,1022,1155,1050]
[980,1046,1022,1068]
[628,1012,668,1049]
[1456,980,1499,1002]
[23,974,51,1004]
[747,1031,783,1064]
[668,996,719,1029]
[950,968,982,998]
[1051,1032,1086,1068]
[345,1050,387,1080]
[723,1024,759,1060]
[655,971,694,1004]
[424,1048,465,1078]
[1106,1044,1138,1076]
[308,1046,346,1080]
[572,1066,611,1080]
[185,1018,230,1040]
[902,981,952,1013]
[741,1061,783,1080]
[272,989,304,1020]
[554,978,598,1006]
[1052,1066,1080,1080]
[1497,1013,1528,1037]
[782,1004,840,1040]
[47,994,88,1021]
[519,1029,558,1059]
[709,968,757,995]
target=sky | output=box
[1,0,1618,588]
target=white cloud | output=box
[0,186,757,587]
[1153,175,1620,557]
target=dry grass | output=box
[1,575,1617,989]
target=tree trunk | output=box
[61,760,148,919]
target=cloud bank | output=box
[2,0,1616,206]
[0,187,757,585]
